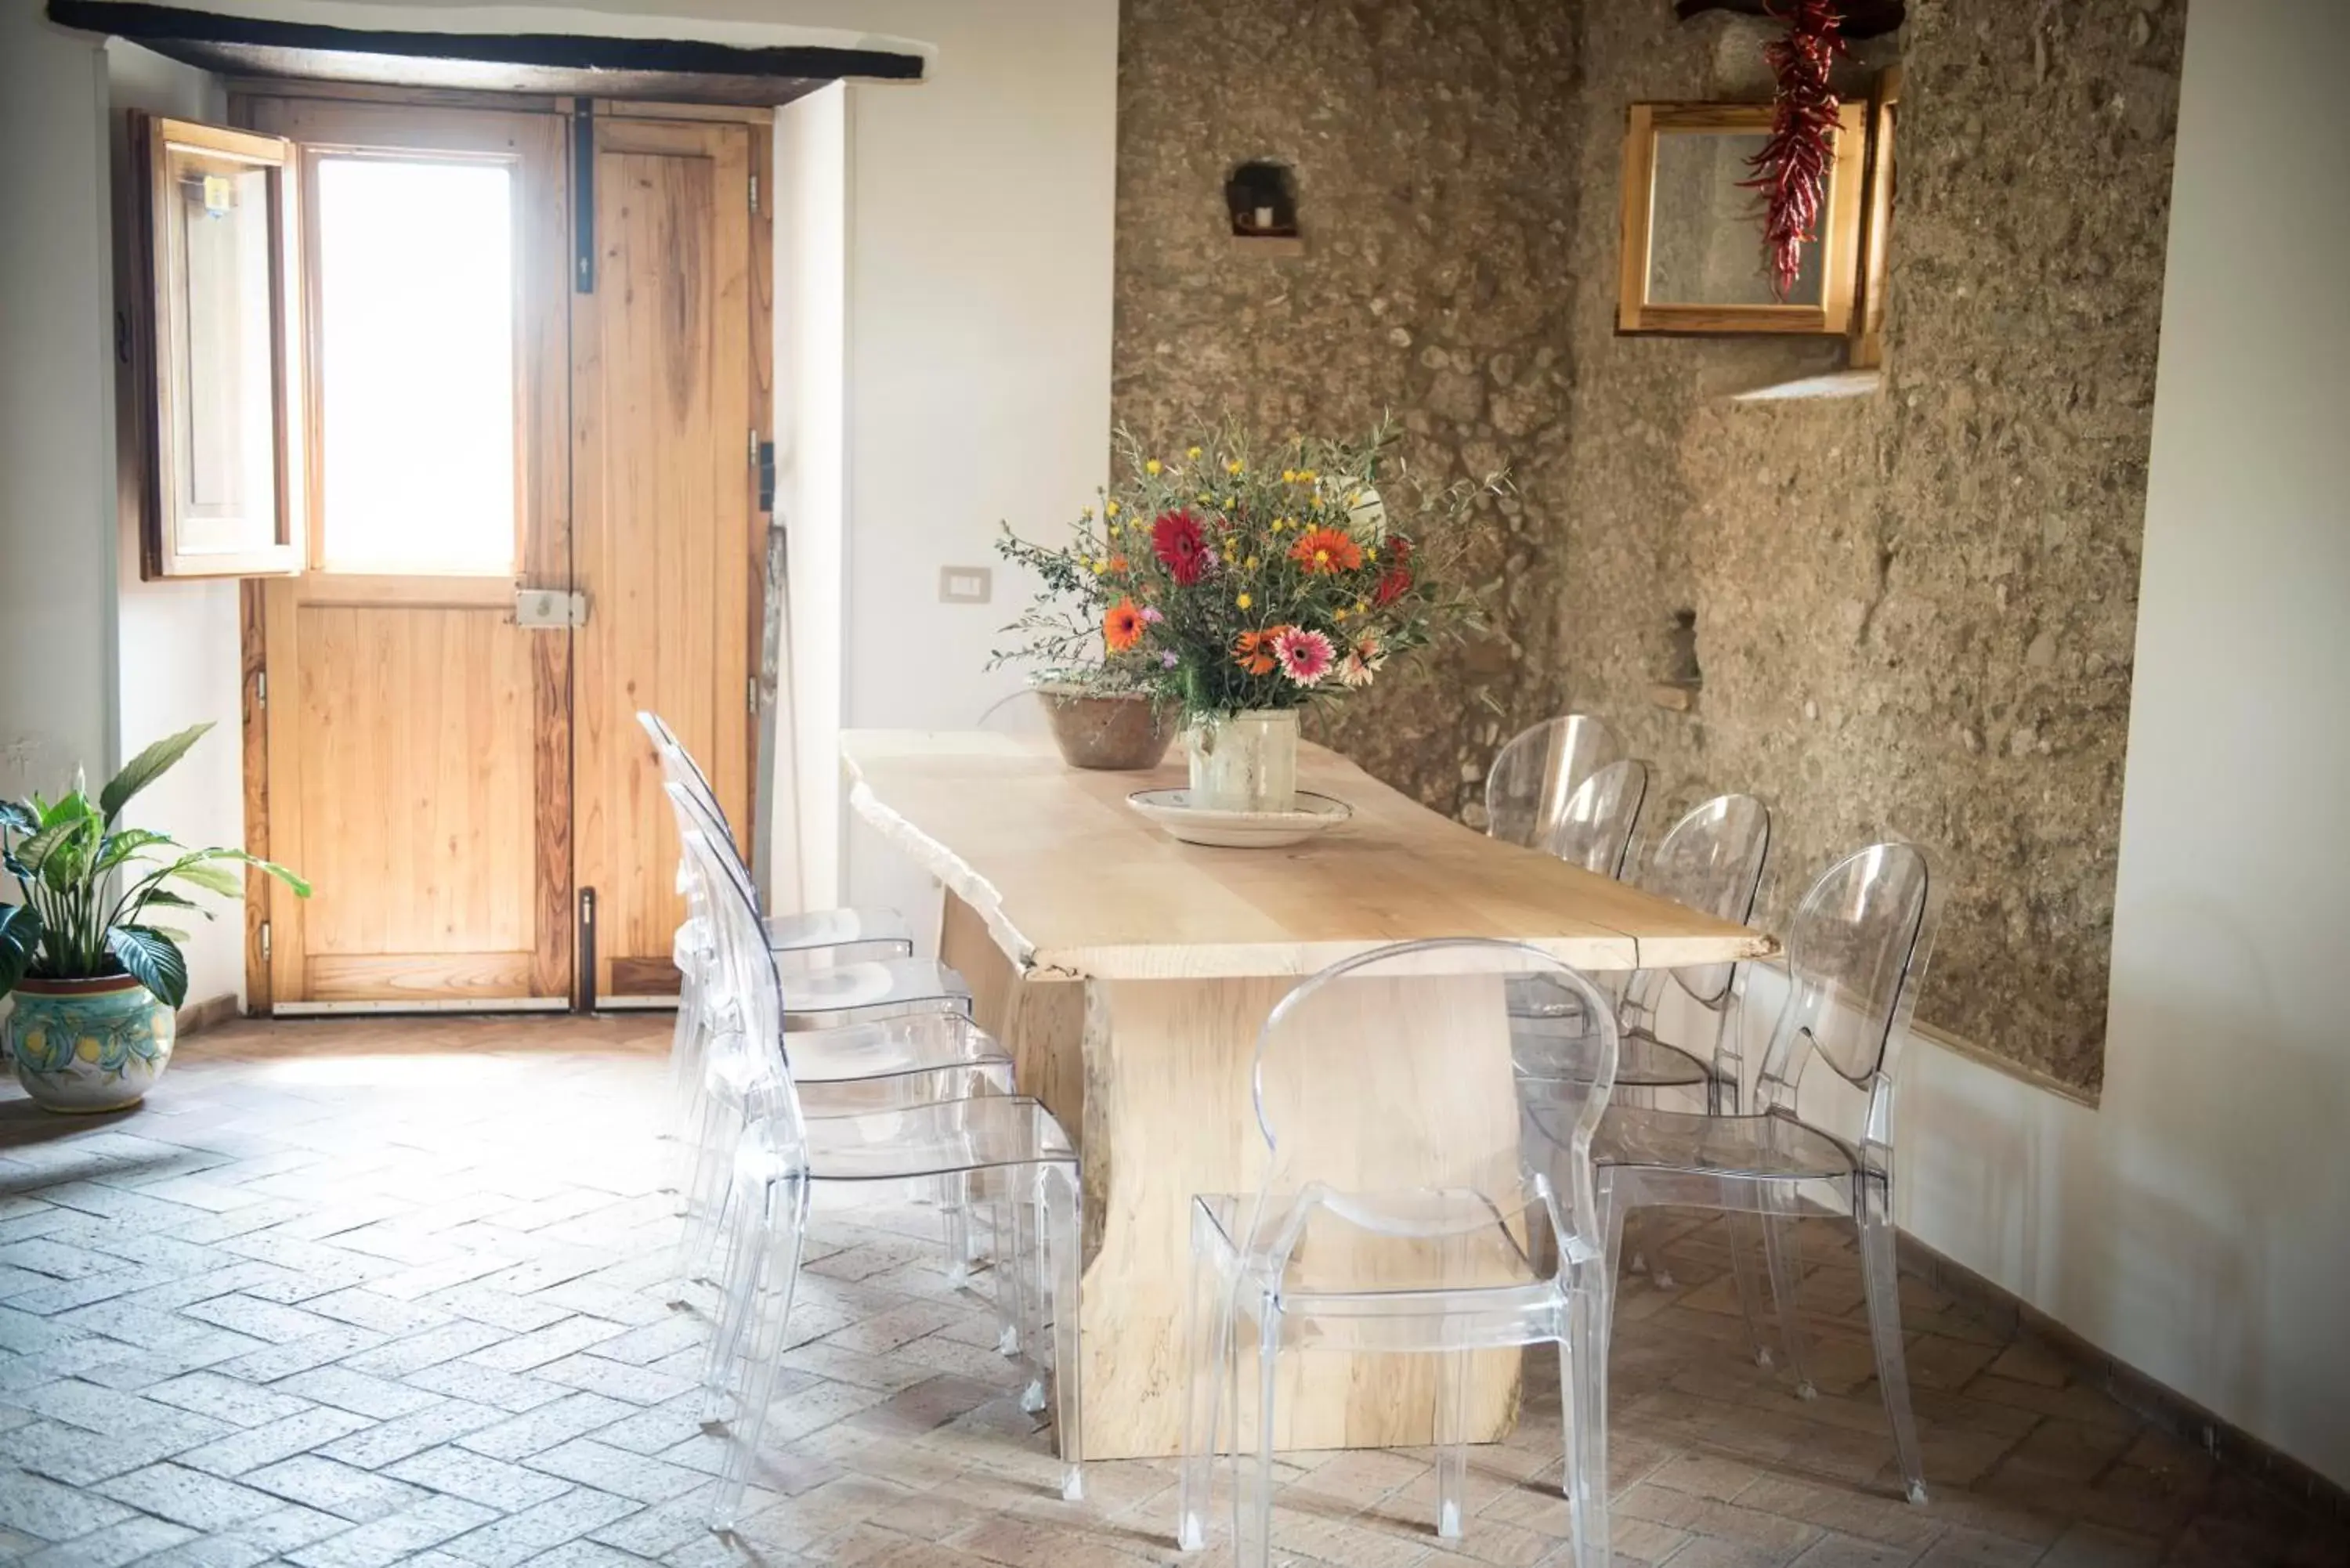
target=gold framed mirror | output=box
[1617,99,1868,335]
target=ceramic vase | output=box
[6,974,175,1114]
[1184,708,1299,812]
[1036,685,1176,771]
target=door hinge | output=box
[258,922,272,961]
[749,173,759,212]
[255,670,267,710]
[749,428,761,468]
[747,676,759,715]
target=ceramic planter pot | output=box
[5,974,175,1114]
[1037,685,1177,771]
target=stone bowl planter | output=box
[1036,684,1177,771]
[5,974,175,1114]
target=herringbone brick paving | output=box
[0,1017,2337,1566]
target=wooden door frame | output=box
[236,90,772,1013]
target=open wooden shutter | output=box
[128,114,305,579]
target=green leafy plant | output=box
[0,723,307,1009]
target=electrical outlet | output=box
[939,566,992,605]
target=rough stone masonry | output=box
[1111,0,2184,1091]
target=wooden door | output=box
[248,99,573,1010]
[571,114,765,1003]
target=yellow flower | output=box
[1225,458,1244,475]
[1365,545,1377,561]
[1335,608,1350,621]
[1244,556,1259,569]
[1145,459,1162,476]
[1080,506,1094,520]
[1105,500,1121,518]
[1090,559,1106,576]
[1281,468,1297,483]
[1298,469,1318,482]
[1354,599,1368,613]
[1236,593,1253,609]
[1187,445,1203,460]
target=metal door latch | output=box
[514,588,591,628]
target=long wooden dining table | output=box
[841,729,1775,1461]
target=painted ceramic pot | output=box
[6,974,175,1114]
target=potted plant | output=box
[0,722,307,1113]
[996,419,1495,809]
[989,538,1180,771]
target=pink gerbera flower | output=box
[1272,627,1336,687]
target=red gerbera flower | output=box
[1152,509,1212,586]
[1373,534,1415,606]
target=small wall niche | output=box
[1226,160,1303,255]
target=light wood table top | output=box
[843,729,1776,981]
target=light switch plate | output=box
[939,565,992,604]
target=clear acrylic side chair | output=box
[1517,793,1771,1292]
[673,806,1086,1530]
[1534,841,1943,1504]
[1484,713,1622,850]
[654,777,1014,1303]
[638,711,917,966]
[1505,759,1648,1031]
[1176,940,1622,1568]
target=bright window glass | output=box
[316,157,516,574]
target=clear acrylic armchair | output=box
[1177,941,1622,1568]
[674,811,1085,1532]
[1544,841,1941,1504]
[1484,713,1622,849]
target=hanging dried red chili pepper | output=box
[1741,0,1849,300]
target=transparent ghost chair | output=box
[639,711,916,967]
[659,782,1014,1302]
[976,688,1053,734]
[1484,713,1622,849]
[1505,760,1649,1035]
[1176,941,1621,1568]
[1518,793,1770,1291]
[677,811,1084,1533]
[1540,842,1942,1504]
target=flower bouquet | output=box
[993,420,1493,812]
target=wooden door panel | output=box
[573,117,759,999]
[246,98,571,1010]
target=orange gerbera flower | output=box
[1104,597,1145,654]
[1289,526,1364,575]
[1231,626,1283,676]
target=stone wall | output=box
[1112,0,2184,1090]
[1110,0,1583,806]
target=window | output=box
[313,157,519,576]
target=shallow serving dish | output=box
[1125,788,1353,849]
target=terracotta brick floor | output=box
[0,1017,2338,1567]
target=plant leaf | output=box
[96,828,174,875]
[138,888,202,910]
[106,925,187,1009]
[18,816,97,881]
[35,791,92,832]
[205,849,312,900]
[0,800,34,835]
[99,722,214,826]
[0,902,41,996]
[168,861,244,898]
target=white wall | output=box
[1893,0,2350,1487]
[0,11,119,799]
[104,42,248,1013]
[772,85,849,913]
